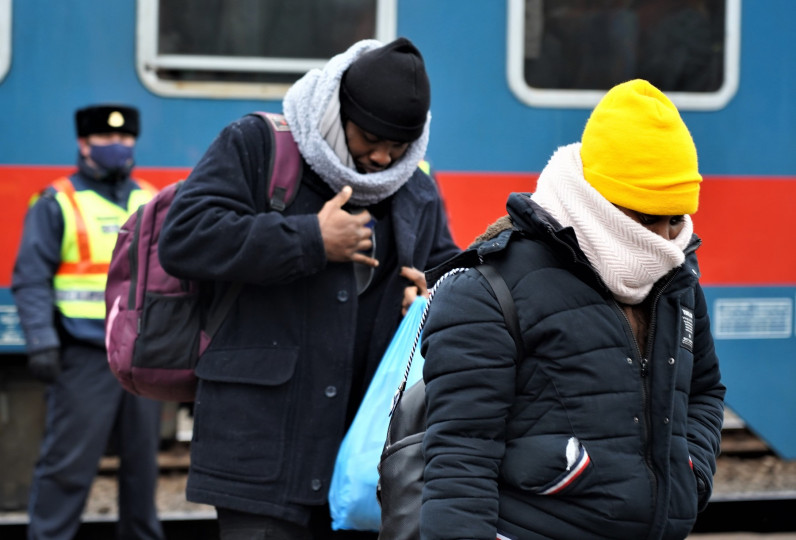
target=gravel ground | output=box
[84,471,214,519]
[712,455,796,499]
[1,449,794,521]
[2,409,794,528]
[81,450,796,519]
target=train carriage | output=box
[0,0,793,481]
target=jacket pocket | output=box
[190,346,298,482]
[668,439,700,521]
[502,435,593,495]
[195,346,297,384]
[694,460,711,511]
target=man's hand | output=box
[400,266,428,316]
[318,186,378,267]
[28,348,61,383]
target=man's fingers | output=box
[357,237,373,251]
[353,210,373,226]
[400,266,428,296]
[329,185,353,209]
[352,253,379,268]
[402,285,418,316]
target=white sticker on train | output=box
[713,298,793,340]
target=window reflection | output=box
[523,0,725,92]
[157,0,376,84]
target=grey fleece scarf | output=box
[282,39,430,206]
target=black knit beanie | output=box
[339,37,430,142]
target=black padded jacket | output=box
[420,192,725,540]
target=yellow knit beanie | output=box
[580,79,702,215]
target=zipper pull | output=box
[640,358,649,377]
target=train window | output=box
[507,0,741,110]
[137,0,397,99]
[0,0,9,83]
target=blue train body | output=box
[0,0,794,458]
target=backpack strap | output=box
[249,111,302,211]
[205,281,243,339]
[475,264,524,359]
[391,263,522,414]
[204,113,301,340]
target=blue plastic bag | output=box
[329,296,427,531]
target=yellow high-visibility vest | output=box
[418,159,431,176]
[49,177,155,320]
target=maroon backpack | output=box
[105,112,301,402]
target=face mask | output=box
[89,143,134,174]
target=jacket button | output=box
[337,290,349,302]
[626,357,633,364]
[663,417,670,424]
[325,385,337,398]
[311,479,322,491]
[668,357,675,365]
[633,416,639,423]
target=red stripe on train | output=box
[0,165,188,286]
[435,172,796,286]
[1,166,793,287]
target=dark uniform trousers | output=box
[26,342,164,540]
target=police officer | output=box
[12,104,165,540]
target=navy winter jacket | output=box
[420,193,725,540]
[158,114,459,524]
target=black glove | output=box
[28,348,61,383]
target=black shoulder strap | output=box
[475,264,524,359]
[391,263,522,414]
[204,282,242,338]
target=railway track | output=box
[692,425,796,535]
[1,417,794,538]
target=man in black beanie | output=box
[158,38,459,539]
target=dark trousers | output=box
[216,506,379,540]
[26,343,164,540]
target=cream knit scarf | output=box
[282,39,430,206]
[531,143,693,305]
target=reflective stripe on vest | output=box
[50,177,155,319]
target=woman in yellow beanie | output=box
[419,79,725,539]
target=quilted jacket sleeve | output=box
[419,269,518,539]
[686,282,726,510]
